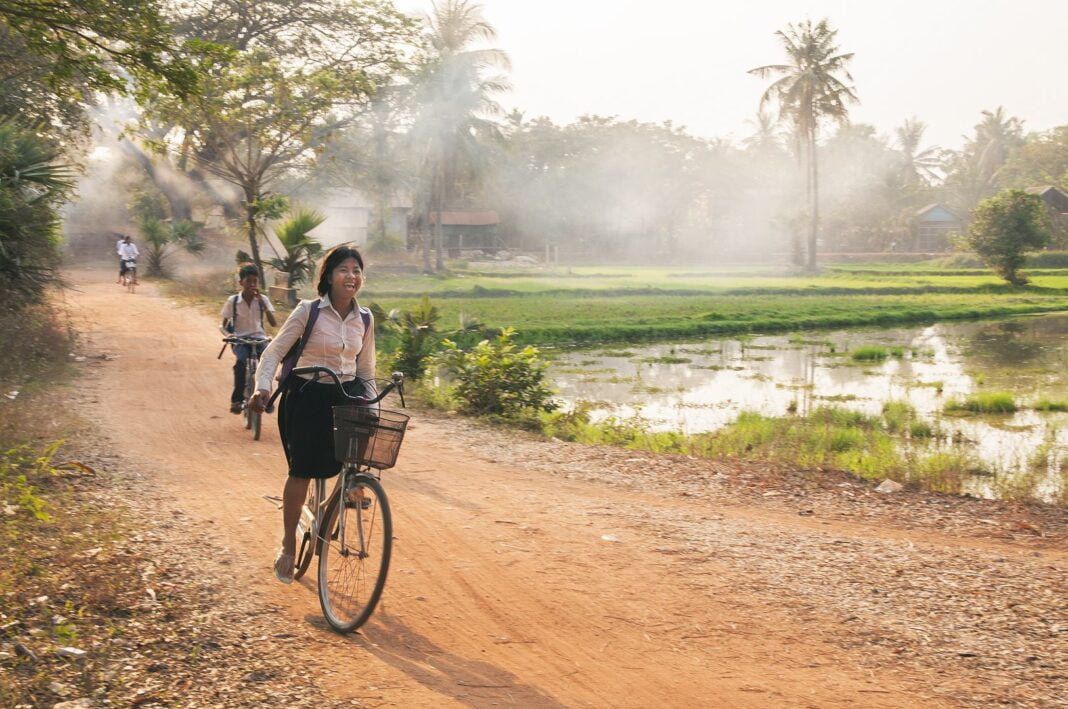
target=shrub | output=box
[433,328,556,417]
[881,401,915,433]
[963,189,1051,286]
[0,119,72,307]
[138,216,205,277]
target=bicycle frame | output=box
[303,464,376,560]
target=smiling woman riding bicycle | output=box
[249,245,375,584]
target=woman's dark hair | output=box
[316,245,365,296]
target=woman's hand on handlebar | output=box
[249,389,270,412]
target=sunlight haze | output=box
[401,0,1068,150]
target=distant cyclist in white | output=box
[115,234,126,284]
[117,235,139,286]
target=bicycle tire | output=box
[317,474,391,633]
[244,358,259,436]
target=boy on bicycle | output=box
[221,264,277,414]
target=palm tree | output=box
[895,118,942,186]
[749,19,857,270]
[0,118,72,304]
[413,0,511,271]
[138,217,205,277]
[269,208,324,288]
[944,107,1025,212]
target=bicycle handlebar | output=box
[290,366,405,407]
[222,335,272,345]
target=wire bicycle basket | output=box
[332,406,409,469]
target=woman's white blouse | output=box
[255,295,375,393]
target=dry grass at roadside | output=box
[0,304,331,707]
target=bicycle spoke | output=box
[318,475,391,632]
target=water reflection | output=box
[550,314,1068,501]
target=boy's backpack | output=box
[223,293,265,334]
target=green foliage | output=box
[964,189,1051,285]
[1033,398,1068,412]
[944,391,1018,414]
[0,0,197,105]
[128,188,168,222]
[0,443,60,521]
[138,1,417,281]
[269,207,324,287]
[364,265,1068,347]
[881,401,914,433]
[851,346,888,361]
[137,216,204,277]
[0,119,72,308]
[433,328,556,417]
[850,345,904,361]
[377,296,441,380]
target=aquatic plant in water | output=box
[944,392,1017,414]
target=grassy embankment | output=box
[539,400,1067,505]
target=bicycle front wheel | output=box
[317,474,392,633]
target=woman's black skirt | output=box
[278,378,365,479]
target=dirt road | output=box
[64,269,1066,707]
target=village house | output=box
[1025,185,1068,248]
[416,210,502,256]
[911,204,963,252]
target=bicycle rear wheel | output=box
[317,474,391,632]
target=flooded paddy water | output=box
[549,313,1068,501]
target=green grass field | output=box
[358,262,1068,346]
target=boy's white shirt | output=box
[118,242,139,259]
[220,292,275,338]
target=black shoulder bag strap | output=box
[267,299,322,409]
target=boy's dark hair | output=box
[316,245,364,296]
[238,264,259,280]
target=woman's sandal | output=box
[274,547,295,584]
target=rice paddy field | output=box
[362,263,1068,346]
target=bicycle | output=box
[121,259,137,294]
[286,367,408,633]
[221,335,272,440]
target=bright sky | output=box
[399,0,1068,151]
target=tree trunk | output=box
[434,165,445,272]
[245,188,265,283]
[808,128,820,272]
[374,113,389,247]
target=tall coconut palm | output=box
[749,19,857,270]
[413,0,510,271]
[944,107,1025,212]
[895,117,942,186]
